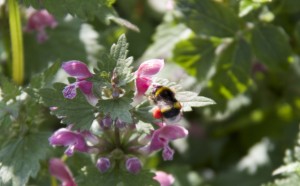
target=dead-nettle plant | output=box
[41,34,215,185]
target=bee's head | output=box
[151,84,162,95]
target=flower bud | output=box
[99,115,113,128]
[126,157,142,174]
[115,118,126,129]
[96,157,111,173]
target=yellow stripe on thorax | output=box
[155,86,173,97]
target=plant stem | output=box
[114,125,121,148]
[8,0,24,85]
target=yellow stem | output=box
[8,0,24,85]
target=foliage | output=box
[1,0,300,185]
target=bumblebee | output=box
[151,85,182,123]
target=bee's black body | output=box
[151,85,182,122]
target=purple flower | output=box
[162,145,174,161]
[96,157,111,173]
[140,123,188,160]
[126,157,142,174]
[25,9,57,43]
[153,171,175,186]
[135,59,164,96]
[49,128,89,156]
[62,61,95,101]
[49,158,77,186]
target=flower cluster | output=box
[48,58,203,186]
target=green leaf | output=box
[98,91,133,123]
[39,83,95,130]
[0,102,19,131]
[140,19,189,61]
[25,61,61,98]
[0,132,50,186]
[78,165,159,186]
[239,0,268,17]
[176,91,216,112]
[200,38,252,111]
[94,34,134,88]
[133,101,156,124]
[110,34,129,63]
[23,18,86,78]
[251,24,292,68]
[0,76,21,102]
[178,0,240,37]
[172,36,215,80]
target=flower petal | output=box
[153,171,175,186]
[135,76,151,96]
[63,83,77,99]
[136,59,164,77]
[77,80,93,95]
[144,124,188,153]
[162,145,174,161]
[26,9,57,32]
[49,158,77,186]
[158,125,188,141]
[49,128,89,155]
[62,61,93,80]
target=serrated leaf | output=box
[78,165,159,186]
[96,54,117,75]
[98,91,133,123]
[0,102,19,132]
[111,34,129,63]
[0,132,50,186]
[173,36,215,80]
[178,0,240,37]
[25,61,61,98]
[134,101,156,124]
[176,91,216,112]
[95,34,134,88]
[0,76,21,102]
[39,83,95,130]
[251,24,292,68]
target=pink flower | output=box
[62,61,94,101]
[141,123,188,160]
[25,9,57,43]
[49,128,89,156]
[135,59,164,96]
[153,171,175,186]
[49,158,77,186]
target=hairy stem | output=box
[8,0,24,85]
